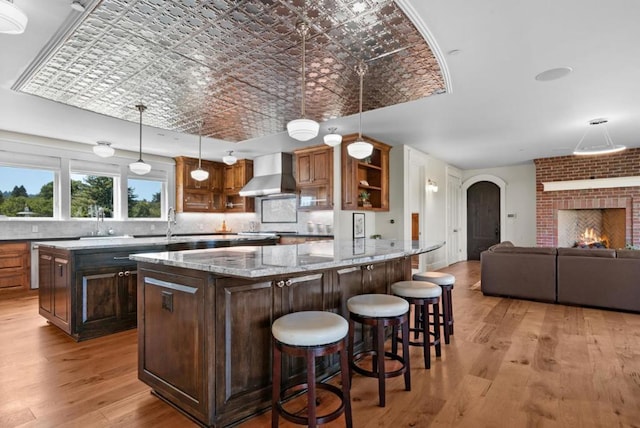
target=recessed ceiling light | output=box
[535,67,573,82]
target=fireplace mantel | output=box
[543,176,640,192]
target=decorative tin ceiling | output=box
[16,0,444,142]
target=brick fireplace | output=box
[534,148,640,248]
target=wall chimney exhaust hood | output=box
[239,152,297,197]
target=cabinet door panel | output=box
[297,154,312,184]
[215,278,273,416]
[81,271,118,323]
[183,190,211,212]
[142,274,204,405]
[39,254,53,314]
[312,151,329,183]
[53,257,69,324]
[122,270,137,321]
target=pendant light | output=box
[323,127,342,147]
[286,18,319,141]
[0,0,28,34]
[223,150,237,166]
[347,61,374,159]
[93,141,115,158]
[129,104,151,175]
[573,118,625,156]
[190,121,209,181]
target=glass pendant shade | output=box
[223,150,237,165]
[287,118,320,142]
[190,167,209,181]
[287,19,319,141]
[323,127,342,146]
[347,139,373,159]
[190,122,209,181]
[128,104,151,175]
[0,0,28,34]
[93,141,115,158]
[129,160,151,175]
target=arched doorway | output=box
[467,181,501,260]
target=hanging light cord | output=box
[297,21,310,119]
[197,121,204,169]
[355,61,368,139]
[135,104,146,161]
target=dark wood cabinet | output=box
[294,145,333,210]
[38,248,71,335]
[0,242,30,290]
[176,156,254,213]
[75,265,138,338]
[137,257,410,427]
[341,134,391,211]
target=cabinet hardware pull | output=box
[124,271,130,276]
[113,256,129,260]
[285,279,292,287]
[118,271,124,277]
[276,280,285,288]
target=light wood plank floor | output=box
[1,261,639,427]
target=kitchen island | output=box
[36,234,277,341]
[130,239,443,427]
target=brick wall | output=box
[534,148,640,247]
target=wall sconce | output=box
[426,179,438,193]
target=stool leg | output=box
[391,325,398,355]
[376,319,386,407]
[306,349,317,428]
[402,315,411,391]
[348,317,355,382]
[340,338,353,428]
[433,302,442,358]
[271,342,281,428]
[414,304,421,340]
[447,288,454,336]
[441,287,451,344]
[421,301,431,369]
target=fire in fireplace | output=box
[575,227,609,248]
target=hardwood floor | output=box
[1,261,639,427]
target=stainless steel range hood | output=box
[239,153,297,197]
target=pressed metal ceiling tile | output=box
[17,0,444,142]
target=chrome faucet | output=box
[95,206,105,236]
[167,206,176,239]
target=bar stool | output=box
[391,280,442,369]
[413,271,455,344]
[271,311,352,428]
[347,294,410,407]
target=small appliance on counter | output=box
[216,220,231,233]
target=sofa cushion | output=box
[557,248,615,258]
[487,241,514,251]
[616,249,640,259]
[492,246,557,255]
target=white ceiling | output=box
[1,0,639,170]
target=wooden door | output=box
[467,181,500,260]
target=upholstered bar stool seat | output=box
[413,271,456,344]
[272,311,352,428]
[391,280,442,369]
[347,294,411,407]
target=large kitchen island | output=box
[130,239,443,427]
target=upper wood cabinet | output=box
[294,144,333,210]
[341,134,391,211]
[175,157,254,213]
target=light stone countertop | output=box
[129,239,445,278]
[33,234,277,251]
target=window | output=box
[128,178,161,218]
[0,166,55,218]
[70,173,114,218]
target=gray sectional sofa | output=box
[480,241,640,312]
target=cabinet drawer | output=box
[0,254,26,269]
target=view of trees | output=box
[0,176,160,218]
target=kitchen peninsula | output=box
[130,239,443,427]
[36,234,277,341]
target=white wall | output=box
[461,163,536,246]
